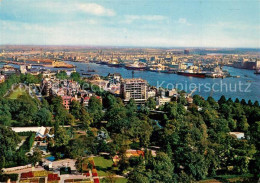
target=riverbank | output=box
[1,60,75,68]
[66,61,260,102]
[1,61,259,102]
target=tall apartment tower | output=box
[121,78,147,105]
[42,79,52,96]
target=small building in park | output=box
[229,132,245,140]
[11,126,54,141]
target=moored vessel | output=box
[125,62,147,71]
[107,61,124,67]
[177,69,206,78]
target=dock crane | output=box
[187,87,197,98]
[210,88,214,97]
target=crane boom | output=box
[188,87,197,98]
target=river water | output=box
[68,61,260,102]
[2,61,259,102]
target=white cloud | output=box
[124,15,167,24]
[76,3,115,16]
[1,16,259,48]
[178,18,192,26]
[26,2,116,17]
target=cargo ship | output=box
[177,70,206,78]
[125,62,147,71]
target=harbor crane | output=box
[210,88,214,97]
[187,87,197,98]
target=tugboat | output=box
[87,66,96,72]
[82,73,92,76]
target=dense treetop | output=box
[0,73,259,182]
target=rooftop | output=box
[123,78,147,84]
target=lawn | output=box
[7,88,28,99]
[19,136,28,141]
[93,156,114,176]
[115,178,128,183]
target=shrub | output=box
[17,131,34,136]
[0,174,18,181]
[19,133,35,152]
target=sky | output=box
[0,0,259,48]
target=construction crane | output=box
[210,88,214,97]
[187,87,197,98]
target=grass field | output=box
[7,88,28,99]
[115,178,128,183]
[93,156,114,176]
[19,136,28,141]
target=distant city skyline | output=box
[0,0,259,48]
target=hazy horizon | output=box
[1,44,260,50]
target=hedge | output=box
[19,133,35,152]
[17,131,34,136]
[0,174,18,181]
